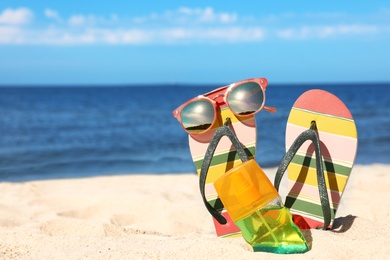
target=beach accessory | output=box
[274,89,358,229]
[200,123,309,254]
[173,77,276,237]
[173,78,276,135]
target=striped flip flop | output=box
[173,78,276,237]
[274,89,358,229]
[188,101,257,237]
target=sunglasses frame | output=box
[173,78,276,135]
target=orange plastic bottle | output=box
[214,159,309,254]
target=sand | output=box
[0,164,389,259]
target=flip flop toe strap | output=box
[274,126,331,230]
[199,120,249,225]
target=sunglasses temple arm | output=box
[264,106,277,113]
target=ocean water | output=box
[0,83,389,181]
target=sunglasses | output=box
[173,78,277,135]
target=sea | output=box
[0,83,389,181]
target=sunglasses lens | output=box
[227,82,264,116]
[181,100,215,134]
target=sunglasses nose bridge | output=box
[212,93,225,101]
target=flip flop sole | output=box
[189,106,257,237]
[285,89,358,229]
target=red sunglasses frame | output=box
[172,78,277,135]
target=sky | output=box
[1,1,390,85]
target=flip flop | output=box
[199,123,309,254]
[173,78,276,237]
[274,89,358,229]
[188,91,257,237]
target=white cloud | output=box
[190,27,264,42]
[135,7,237,25]
[68,15,87,26]
[44,8,62,22]
[52,27,263,45]
[0,7,388,45]
[277,24,380,40]
[0,8,33,25]
[0,25,265,45]
[182,6,237,23]
[0,26,23,43]
[68,14,118,27]
[0,6,259,45]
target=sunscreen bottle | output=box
[214,159,309,254]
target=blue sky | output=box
[1,1,389,85]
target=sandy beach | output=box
[0,164,389,259]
